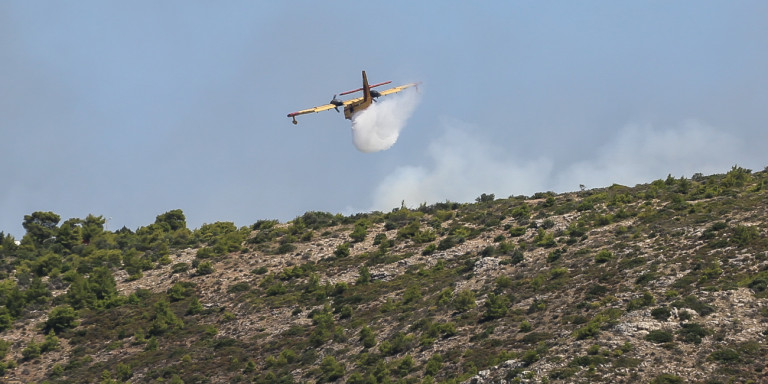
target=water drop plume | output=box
[350,90,421,153]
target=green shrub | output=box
[453,290,476,312]
[41,330,60,353]
[195,261,214,276]
[275,243,296,254]
[45,305,78,333]
[196,247,216,259]
[571,354,607,367]
[320,356,345,382]
[357,266,371,284]
[395,355,414,376]
[482,293,509,320]
[372,232,387,245]
[508,226,527,237]
[677,323,709,344]
[672,295,714,316]
[549,267,568,280]
[149,300,184,336]
[422,243,437,256]
[645,330,674,344]
[424,354,443,376]
[171,262,189,274]
[402,286,422,305]
[710,348,740,363]
[495,275,513,290]
[627,291,655,311]
[168,282,195,301]
[360,326,376,349]
[333,242,350,258]
[534,228,556,248]
[547,248,564,263]
[414,229,437,244]
[651,306,672,321]
[21,342,41,360]
[349,222,368,243]
[594,250,614,263]
[228,282,250,293]
[437,237,457,251]
[732,225,759,247]
[745,271,768,293]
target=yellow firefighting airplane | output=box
[287,71,420,125]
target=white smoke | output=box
[370,123,553,210]
[370,119,748,211]
[554,120,743,190]
[350,90,421,153]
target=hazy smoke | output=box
[350,90,421,153]
[370,119,747,211]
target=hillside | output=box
[1,166,767,384]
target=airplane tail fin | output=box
[362,70,371,103]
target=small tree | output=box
[357,266,371,284]
[22,211,61,245]
[453,290,476,312]
[41,330,60,352]
[482,293,509,321]
[149,300,184,336]
[334,242,350,258]
[196,261,215,276]
[349,221,368,243]
[45,305,78,333]
[360,326,376,348]
[320,356,345,382]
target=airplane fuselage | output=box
[343,100,371,120]
[343,71,374,120]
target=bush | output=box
[710,348,740,363]
[437,237,457,251]
[320,356,345,382]
[732,225,759,247]
[453,290,476,312]
[508,226,527,237]
[645,330,674,344]
[360,326,376,349]
[651,306,672,321]
[594,250,614,263]
[627,291,655,311]
[672,295,714,316]
[171,263,190,274]
[21,342,41,360]
[195,261,215,276]
[395,355,415,376]
[349,222,367,243]
[677,323,709,344]
[482,293,509,320]
[422,243,437,256]
[424,354,443,376]
[549,267,568,280]
[45,305,78,333]
[333,243,350,258]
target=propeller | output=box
[330,94,342,112]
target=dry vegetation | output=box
[1,166,767,383]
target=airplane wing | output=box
[287,103,337,118]
[378,82,421,97]
[341,96,364,106]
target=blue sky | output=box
[2,2,767,237]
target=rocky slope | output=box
[1,167,767,383]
